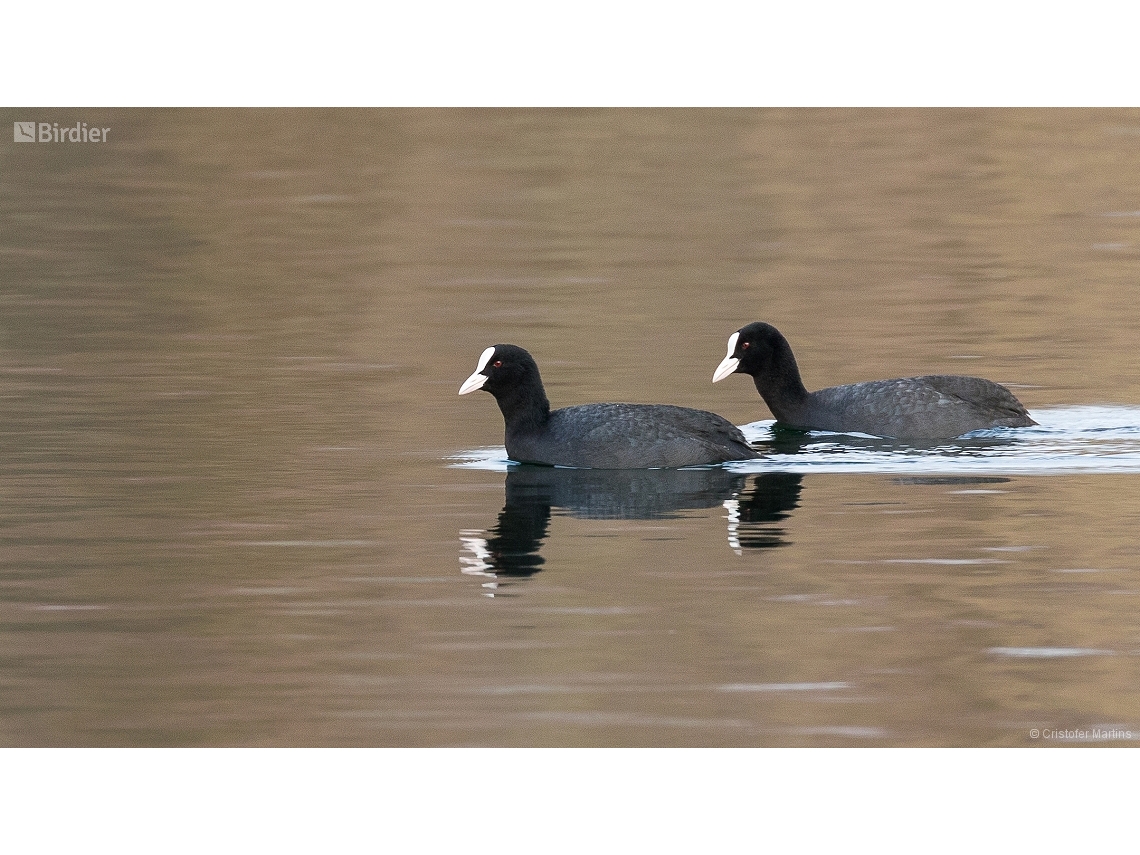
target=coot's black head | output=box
[459,344,543,398]
[712,322,793,382]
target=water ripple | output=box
[989,647,1115,659]
[450,406,1140,475]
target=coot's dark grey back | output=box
[506,403,756,468]
[802,375,1035,438]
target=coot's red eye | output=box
[493,360,502,368]
[741,342,750,350]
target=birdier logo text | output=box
[14,122,110,143]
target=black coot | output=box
[712,322,1036,439]
[460,344,758,468]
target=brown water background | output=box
[2,109,1140,746]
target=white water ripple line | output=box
[988,647,1115,659]
[717,681,851,692]
[448,407,1140,474]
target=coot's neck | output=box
[493,381,551,436]
[751,337,811,422]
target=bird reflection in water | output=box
[460,467,802,595]
[723,472,803,554]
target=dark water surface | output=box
[2,109,1140,746]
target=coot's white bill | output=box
[459,346,496,395]
[458,372,487,395]
[712,332,740,383]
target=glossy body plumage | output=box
[461,344,758,468]
[713,322,1036,439]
